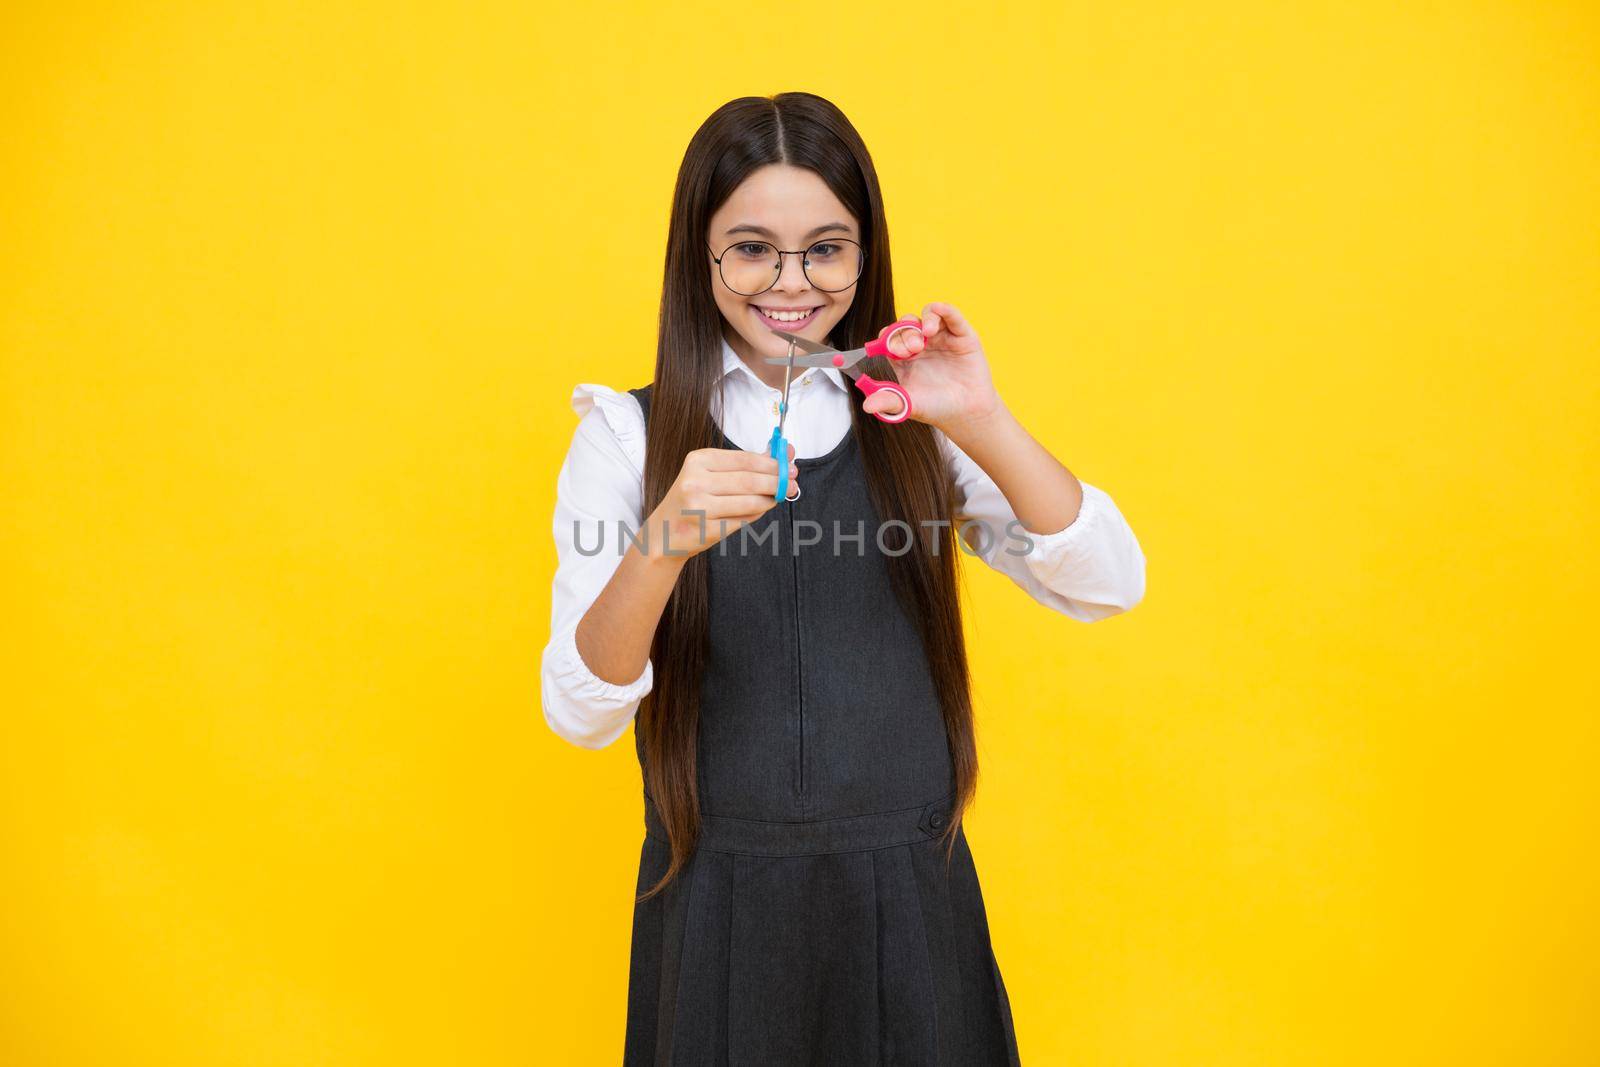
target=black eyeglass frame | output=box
[706,237,865,296]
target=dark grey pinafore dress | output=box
[623,384,1021,1065]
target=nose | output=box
[773,249,812,293]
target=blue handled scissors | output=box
[767,338,802,503]
[762,318,925,500]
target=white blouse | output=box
[541,336,1147,749]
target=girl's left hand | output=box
[862,301,1003,430]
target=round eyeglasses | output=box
[709,238,864,296]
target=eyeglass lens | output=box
[717,239,862,295]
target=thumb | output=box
[862,390,904,418]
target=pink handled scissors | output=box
[763,317,923,424]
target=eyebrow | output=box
[723,221,854,241]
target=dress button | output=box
[929,811,947,830]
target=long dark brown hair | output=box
[636,92,977,902]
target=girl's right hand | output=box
[643,443,798,561]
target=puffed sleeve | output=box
[938,429,1146,622]
[539,383,656,749]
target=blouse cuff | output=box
[1016,481,1105,582]
[546,626,654,705]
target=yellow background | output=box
[3,2,1596,1063]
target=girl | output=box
[542,93,1145,1065]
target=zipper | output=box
[788,494,804,802]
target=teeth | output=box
[756,307,815,322]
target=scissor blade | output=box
[763,352,846,367]
[763,328,869,367]
[776,338,798,437]
[766,327,836,355]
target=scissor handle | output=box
[768,426,799,501]
[768,426,788,501]
[854,373,913,424]
[863,316,924,362]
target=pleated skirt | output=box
[622,814,1021,1065]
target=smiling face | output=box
[707,164,860,383]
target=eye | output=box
[734,242,774,258]
[808,242,841,258]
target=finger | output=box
[695,512,767,543]
[889,317,924,358]
[924,301,971,338]
[862,390,905,418]
[710,470,789,496]
[718,509,773,534]
[704,449,784,473]
[705,494,784,518]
